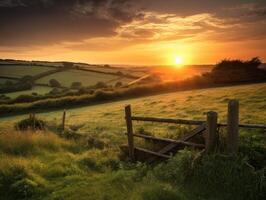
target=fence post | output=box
[206,111,218,153]
[227,100,239,154]
[62,110,66,132]
[32,113,36,131]
[125,105,135,161]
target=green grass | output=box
[1,83,265,135]
[36,69,133,87]
[4,86,52,98]
[0,131,264,200]
[0,83,265,200]
[0,65,53,78]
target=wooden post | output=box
[32,113,36,131]
[206,111,218,153]
[227,100,239,154]
[125,105,135,161]
[62,110,66,131]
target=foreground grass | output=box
[0,131,265,200]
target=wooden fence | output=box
[124,100,266,162]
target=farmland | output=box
[36,69,127,87]
[0,83,265,200]
[0,60,215,102]
[0,65,53,78]
[1,82,265,136]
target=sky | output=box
[0,0,266,65]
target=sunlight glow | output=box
[175,56,183,65]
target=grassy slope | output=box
[0,83,265,200]
[0,65,52,78]
[36,69,120,87]
[1,83,265,132]
[5,86,52,98]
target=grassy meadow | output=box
[36,69,132,87]
[0,83,265,200]
[0,65,53,78]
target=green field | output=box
[36,69,133,87]
[4,86,52,98]
[0,65,52,78]
[1,83,265,135]
[0,83,265,200]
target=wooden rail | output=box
[131,116,204,125]
[132,133,205,148]
[131,116,266,129]
[124,100,266,161]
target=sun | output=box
[175,56,183,65]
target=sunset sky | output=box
[0,0,266,65]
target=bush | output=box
[154,150,266,200]
[94,81,107,89]
[49,79,61,87]
[15,117,45,131]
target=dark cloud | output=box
[0,0,142,46]
[0,0,266,47]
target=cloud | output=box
[0,0,266,50]
[0,0,143,46]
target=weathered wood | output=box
[132,133,205,148]
[218,123,266,129]
[62,110,66,131]
[32,113,36,131]
[227,100,239,154]
[206,111,218,153]
[147,124,206,163]
[131,116,204,125]
[132,116,265,129]
[179,124,206,141]
[134,147,171,159]
[125,105,135,161]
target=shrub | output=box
[49,79,61,87]
[154,150,266,200]
[14,94,37,103]
[94,81,107,89]
[15,117,45,131]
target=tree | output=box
[49,79,61,87]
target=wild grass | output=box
[0,83,265,199]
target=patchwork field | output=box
[4,86,52,98]
[0,65,53,78]
[36,69,131,87]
